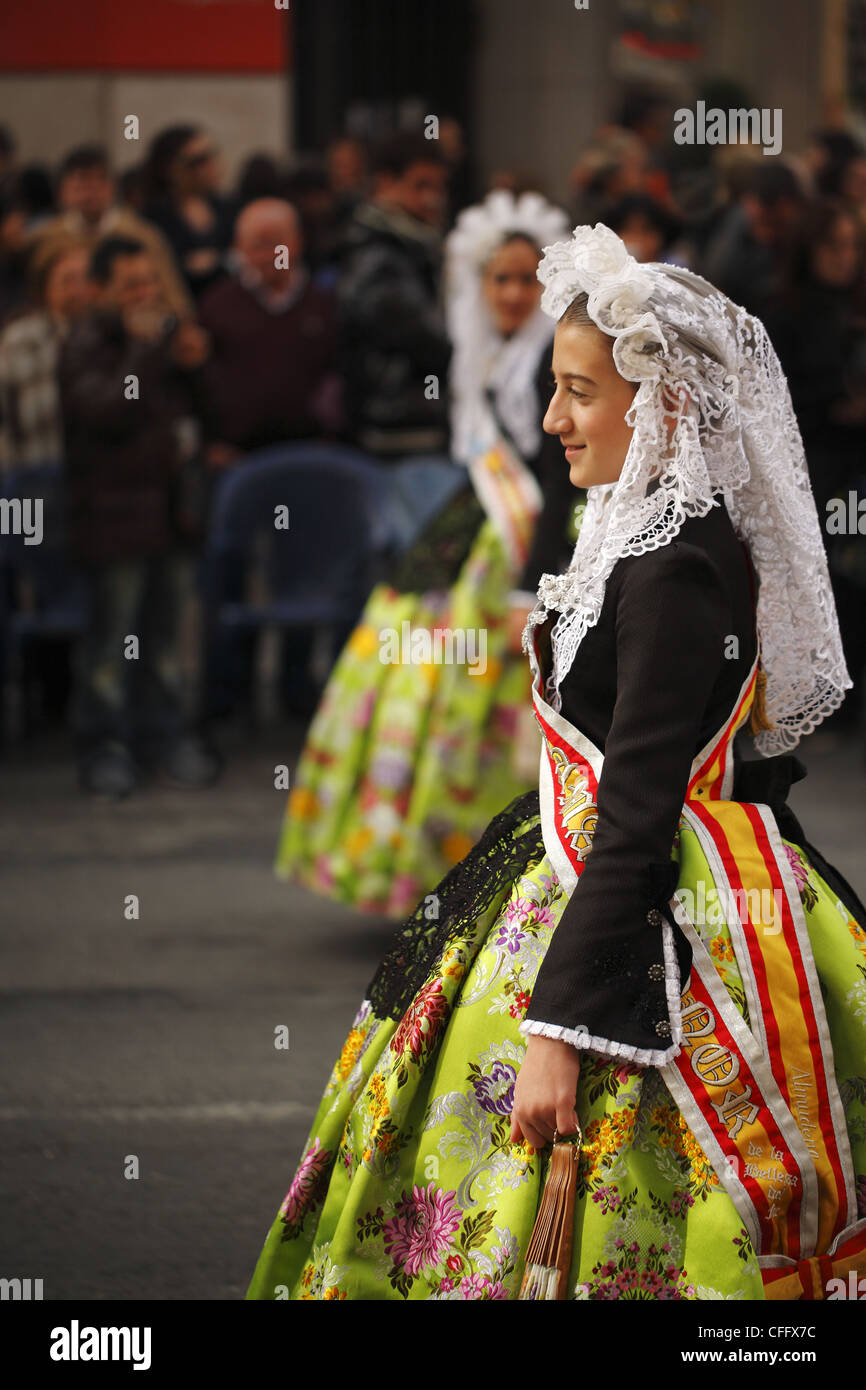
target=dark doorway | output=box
[290,0,478,156]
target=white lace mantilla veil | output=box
[444,191,570,465]
[523,223,852,755]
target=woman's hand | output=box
[510,1033,581,1149]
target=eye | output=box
[568,387,589,400]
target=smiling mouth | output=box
[564,444,586,454]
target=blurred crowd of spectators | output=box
[1,86,864,794]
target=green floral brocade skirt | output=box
[247,801,866,1301]
[275,517,537,919]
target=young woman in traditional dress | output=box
[276,191,577,919]
[248,225,866,1301]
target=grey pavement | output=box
[0,721,863,1301]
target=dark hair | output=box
[283,160,331,200]
[745,163,804,207]
[618,87,667,134]
[8,163,55,218]
[606,193,680,252]
[560,291,602,333]
[235,153,284,208]
[371,132,445,179]
[784,197,866,305]
[89,235,147,284]
[559,280,727,417]
[810,129,865,197]
[117,163,148,212]
[58,144,110,181]
[482,230,541,267]
[143,124,201,201]
[0,124,17,161]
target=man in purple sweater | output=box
[197,199,343,722]
[198,198,341,456]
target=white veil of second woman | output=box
[524,222,852,755]
[444,190,569,465]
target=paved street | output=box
[0,720,864,1301]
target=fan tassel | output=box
[518,1136,580,1301]
[750,659,776,734]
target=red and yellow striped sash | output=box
[529,641,861,1294]
[467,438,543,572]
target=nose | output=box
[543,392,571,436]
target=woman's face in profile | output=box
[543,322,638,488]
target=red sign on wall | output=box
[1,0,289,73]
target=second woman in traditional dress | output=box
[276,191,577,918]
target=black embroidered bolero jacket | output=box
[523,499,759,1057]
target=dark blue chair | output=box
[0,463,88,733]
[199,443,389,720]
[201,443,388,631]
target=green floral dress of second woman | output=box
[275,349,580,921]
[246,506,866,1300]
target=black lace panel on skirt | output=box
[367,790,545,1021]
[384,482,486,594]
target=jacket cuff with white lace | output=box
[518,916,687,1069]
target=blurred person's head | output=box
[0,124,17,178]
[117,163,148,215]
[480,232,542,337]
[838,155,866,206]
[326,137,367,196]
[235,153,284,209]
[606,193,679,263]
[283,162,333,224]
[12,164,55,222]
[811,127,866,200]
[0,185,30,256]
[371,133,448,227]
[234,198,303,291]
[572,128,647,205]
[619,89,669,151]
[806,129,859,174]
[437,117,466,166]
[88,236,161,314]
[29,236,91,321]
[57,145,114,225]
[741,164,806,246]
[793,198,865,292]
[812,203,862,288]
[145,125,222,201]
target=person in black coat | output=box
[336,133,452,460]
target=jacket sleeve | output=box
[520,540,731,1066]
[59,324,171,443]
[338,245,452,373]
